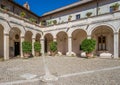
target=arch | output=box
[0,24,4,58]
[72,29,87,56]
[44,33,53,53]
[35,33,41,42]
[25,31,33,43]
[9,27,21,58]
[91,25,114,56]
[9,25,25,36]
[56,31,68,55]
[69,28,87,37]
[88,24,116,35]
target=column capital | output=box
[87,35,91,39]
[68,36,72,38]
[32,38,36,40]
[4,33,9,36]
[40,38,44,41]
[114,32,119,35]
[20,36,24,38]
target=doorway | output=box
[14,42,20,56]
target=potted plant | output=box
[22,41,32,58]
[81,39,96,58]
[110,3,120,11]
[20,11,26,18]
[3,6,9,12]
[86,12,92,17]
[34,41,41,56]
[68,15,72,21]
[53,20,57,25]
[49,41,57,56]
[29,18,36,23]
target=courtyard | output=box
[0,56,120,85]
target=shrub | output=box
[22,41,32,53]
[34,42,41,52]
[49,41,57,52]
[110,3,120,11]
[68,15,72,21]
[20,11,26,18]
[81,39,96,53]
[53,20,57,24]
[86,12,92,17]
[29,18,36,23]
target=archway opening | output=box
[9,27,21,58]
[92,25,113,56]
[72,29,87,56]
[25,31,33,43]
[44,33,53,53]
[57,32,68,55]
[36,33,41,42]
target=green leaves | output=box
[22,41,32,53]
[81,39,96,53]
[34,42,41,52]
[49,41,57,52]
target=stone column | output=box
[32,38,35,56]
[67,37,72,56]
[4,33,9,60]
[114,32,119,59]
[41,38,45,56]
[20,36,24,58]
[53,35,57,42]
[87,35,91,39]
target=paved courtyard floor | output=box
[0,56,120,85]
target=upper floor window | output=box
[76,14,80,20]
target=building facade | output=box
[0,0,120,60]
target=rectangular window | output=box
[110,7,113,13]
[76,14,80,20]
[98,36,106,51]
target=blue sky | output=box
[14,0,79,16]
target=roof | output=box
[8,0,39,18]
[42,0,93,16]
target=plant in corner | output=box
[34,41,41,56]
[110,3,120,11]
[86,12,92,17]
[49,41,57,56]
[22,41,32,58]
[81,39,96,58]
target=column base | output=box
[114,56,119,59]
[40,74,58,82]
[66,52,76,56]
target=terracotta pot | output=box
[23,53,30,58]
[35,52,40,56]
[113,7,119,11]
[51,52,56,56]
[86,53,93,58]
